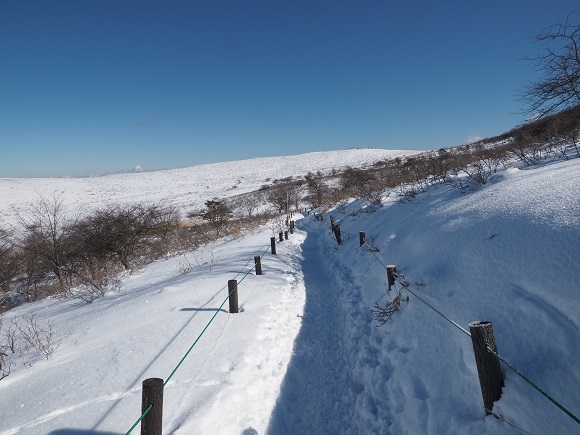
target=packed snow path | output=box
[268,222,364,433]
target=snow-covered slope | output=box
[0,148,418,226]
[0,155,579,434]
[267,158,580,434]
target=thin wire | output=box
[487,346,580,425]
[364,242,388,268]
[485,408,533,434]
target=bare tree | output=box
[230,191,265,218]
[520,11,580,117]
[66,216,123,302]
[0,228,20,293]
[15,194,77,293]
[20,249,50,302]
[340,167,376,198]
[561,109,580,156]
[305,171,329,208]
[266,182,300,214]
[87,202,178,270]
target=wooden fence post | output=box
[333,224,342,245]
[359,231,365,247]
[386,265,396,291]
[469,321,504,414]
[270,237,276,255]
[279,232,283,242]
[141,378,164,435]
[290,225,294,235]
[228,279,239,314]
[284,230,288,240]
[254,256,262,275]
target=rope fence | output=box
[123,208,578,433]
[125,238,285,434]
[327,215,580,428]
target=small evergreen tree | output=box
[202,198,232,237]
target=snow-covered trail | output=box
[267,223,356,433]
[268,217,398,434]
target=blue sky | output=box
[1,1,578,177]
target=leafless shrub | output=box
[0,227,20,294]
[370,291,402,326]
[266,181,303,214]
[17,312,59,360]
[0,361,11,380]
[340,166,376,198]
[178,255,192,275]
[15,194,79,295]
[267,218,287,238]
[336,202,360,217]
[365,190,384,205]
[396,184,419,201]
[3,319,21,356]
[509,130,546,165]
[446,167,469,191]
[73,271,123,303]
[364,234,381,252]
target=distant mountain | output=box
[0,148,420,226]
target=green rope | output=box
[126,246,267,433]
[238,266,255,285]
[238,245,270,284]
[125,404,152,435]
[364,242,471,337]
[164,244,270,384]
[363,242,579,426]
[487,346,580,425]
[164,285,235,386]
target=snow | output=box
[0,150,579,434]
[0,148,418,226]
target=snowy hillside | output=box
[0,154,579,434]
[0,148,419,226]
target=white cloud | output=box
[462,134,482,145]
